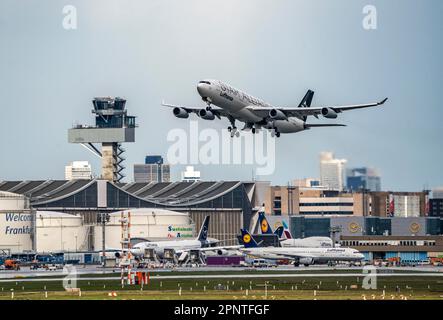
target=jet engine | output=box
[321,107,338,119]
[173,107,189,119]
[269,109,287,120]
[216,249,228,256]
[199,109,215,120]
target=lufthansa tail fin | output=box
[240,229,259,248]
[197,216,210,241]
[258,211,273,234]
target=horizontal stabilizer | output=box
[305,123,347,128]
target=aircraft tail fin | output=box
[299,90,314,121]
[282,221,292,239]
[274,226,284,238]
[240,229,259,248]
[258,211,273,234]
[298,90,314,108]
[197,216,210,241]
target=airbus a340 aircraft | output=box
[163,79,387,137]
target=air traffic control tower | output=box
[68,97,136,182]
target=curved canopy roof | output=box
[0,179,253,208]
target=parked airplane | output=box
[163,79,387,137]
[240,229,363,266]
[123,216,240,258]
[257,211,335,248]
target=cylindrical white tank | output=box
[93,208,195,250]
[36,211,88,253]
[0,191,33,253]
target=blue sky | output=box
[0,0,442,191]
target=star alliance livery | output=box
[163,79,387,137]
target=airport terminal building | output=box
[2,178,443,264]
[0,179,261,250]
[262,215,443,263]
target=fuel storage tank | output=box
[35,211,88,252]
[0,191,33,253]
[93,208,195,250]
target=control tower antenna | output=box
[68,97,136,182]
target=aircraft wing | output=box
[274,252,315,259]
[243,249,315,260]
[162,101,230,119]
[174,245,243,255]
[246,98,388,119]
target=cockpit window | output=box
[199,81,211,85]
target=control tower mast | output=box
[68,97,136,182]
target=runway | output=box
[1,267,443,283]
[1,265,443,279]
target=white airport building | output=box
[65,161,93,180]
[93,209,195,250]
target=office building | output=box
[430,188,443,217]
[64,161,92,180]
[433,187,443,199]
[133,155,170,183]
[181,166,201,182]
[264,185,429,217]
[293,178,322,188]
[346,167,381,192]
[258,215,443,263]
[319,152,347,191]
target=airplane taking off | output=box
[163,79,387,137]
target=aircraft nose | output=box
[197,83,206,96]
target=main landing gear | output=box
[228,126,240,137]
[228,116,240,138]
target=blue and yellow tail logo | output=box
[261,220,269,233]
[243,234,251,244]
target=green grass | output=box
[0,276,442,300]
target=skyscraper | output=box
[133,155,170,183]
[319,152,347,191]
[346,167,381,192]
